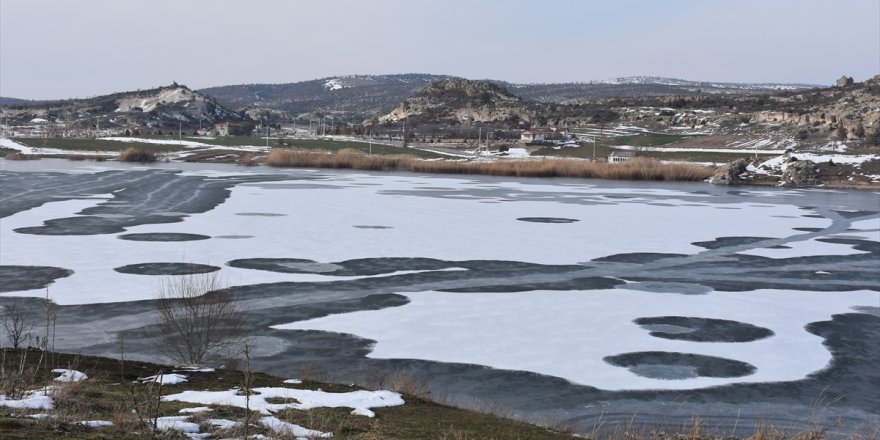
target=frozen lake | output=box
[1,159,878,434]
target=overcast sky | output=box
[1,0,878,99]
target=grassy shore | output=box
[0,349,573,439]
[265,148,715,181]
[2,349,872,439]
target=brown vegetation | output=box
[66,154,107,162]
[118,147,156,163]
[266,148,714,181]
[1,151,39,160]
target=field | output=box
[11,138,182,153]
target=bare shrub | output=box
[119,147,156,163]
[153,273,245,366]
[365,368,430,398]
[1,300,37,348]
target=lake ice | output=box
[1,160,878,432]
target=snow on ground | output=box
[179,406,212,413]
[114,87,204,113]
[283,379,303,384]
[162,387,403,417]
[0,390,54,410]
[139,373,188,385]
[505,147,529,157]
[274,288,879,391]
[1,137,36,153]
[53,369,88,382]
[156,416,200,433]
[614,145,781,154]
[79,420,113,427]
[261,416,332,437]
[0,172,845,304]
[760,153,879,168]
[207,418,238,429]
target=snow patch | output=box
[140,373,188,385]
[53,369,88,382]
[162,387,403,416]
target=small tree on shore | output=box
[154,273,245,365]
[1,300,36,349]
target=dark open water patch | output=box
[634,316,774,342]
[442,276,624,293]
[833,210,879,219]
[592,253,687,264]
[235,212,287,217]
[622,282,712,295]
[228,258,342,274]
[692,236,776,250]
[852,306,880,317]
[517,217,579,224]
[0,265,74,293]
[353,225,393,229]
[118,233,211,242]
[793,227,823,233]
[113,262,220,276]
[604,351,756,379]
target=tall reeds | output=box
[118,147,156,163]
[265,148,714,181]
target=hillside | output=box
[0,84,243,135]
[196,74,819,120]
[494,76,820,103]
[379,78,623,127]
[199,74,457,120]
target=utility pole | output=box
[369,131,373,155]
[592,136,596,160]
[402,118,407,147]
[178,121,182,146]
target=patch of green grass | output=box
[12,138,181,153]
[637,150,775,163]
[191,136,444,158]
[605,133,697,147]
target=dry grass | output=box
[266,148,715,181]
[118,147,156,163]
[2,151,40,160]
[66,154,107,162]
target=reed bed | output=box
[266,148,714,181]
[2,151,40,160]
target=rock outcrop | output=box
[780,159,821,187]
[709,159,751,185]
[836,75,854,87]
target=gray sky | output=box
[2,0,878,99]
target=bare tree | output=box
[154,273,245,365]
[1,299,36,348]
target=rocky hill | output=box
[494,76,819,103]
[379,79,630,127]
[196,74,818,121]
[380,79,533,124]
[199,74,457,121]
[0,84,243,133]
